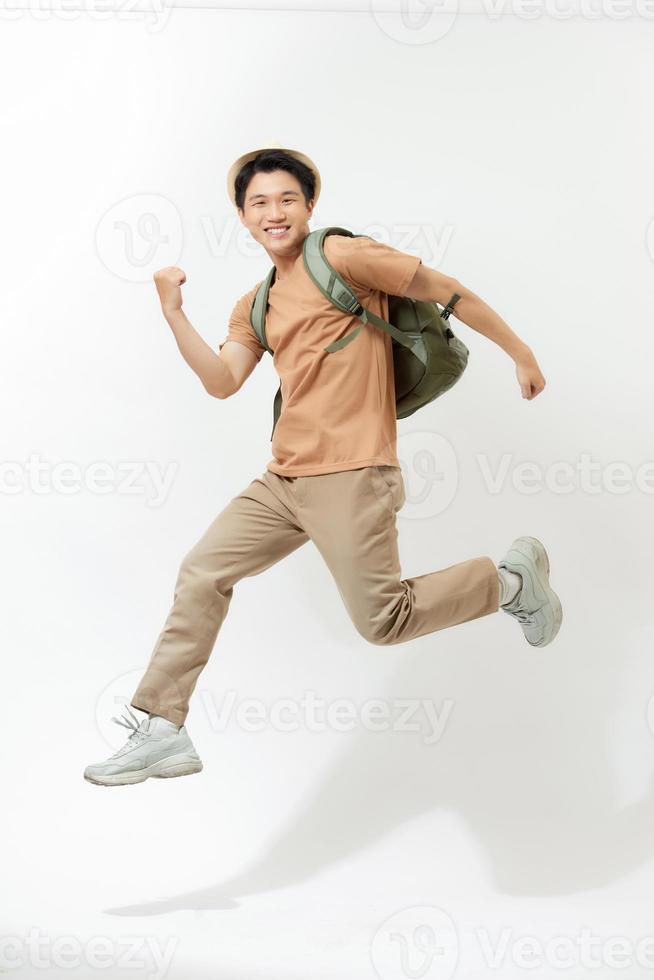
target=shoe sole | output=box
[84,753,203,787]
[499,535,563,647]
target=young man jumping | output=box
[84,144,562,787]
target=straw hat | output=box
[226,141,321,209]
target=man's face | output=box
[237,169,314,257]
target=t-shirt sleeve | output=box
[324,234,423,298]
[218,286,267,361]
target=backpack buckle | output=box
[344,296,364,316]
[441,292,461,320]
[335,288,364,316]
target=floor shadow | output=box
[105,606,654,916]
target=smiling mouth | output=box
[266,226,290,237]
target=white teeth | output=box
[267,227,289,235]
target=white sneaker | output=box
[84,705,203,786]
[498,535,563,647]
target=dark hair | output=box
[234,149,316,211]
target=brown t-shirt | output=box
[219,233,422,477]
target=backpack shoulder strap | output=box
[302,226,369,316]
[250,266,277,354]
[304,226,426,358]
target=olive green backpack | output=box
[250,225,469,440]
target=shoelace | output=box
[109,705,152,757]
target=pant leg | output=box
[130,469,309,726]
[297,465,499,645]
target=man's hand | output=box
[154,266,186,317]
[515,351,546,400]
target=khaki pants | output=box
[131,465,500,727]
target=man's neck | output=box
[269,231,310,282]
[273,252,300,282]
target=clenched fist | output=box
[515,352,546,400]
[154,266,186,316]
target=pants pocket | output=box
[372,465,405,514]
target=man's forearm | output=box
[451,288,532,363]
[164,308,233,397]
[405,264,533,363]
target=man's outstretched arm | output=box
[153,266,258,398]
[404,263,546,401]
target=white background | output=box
[2,5,654,979]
